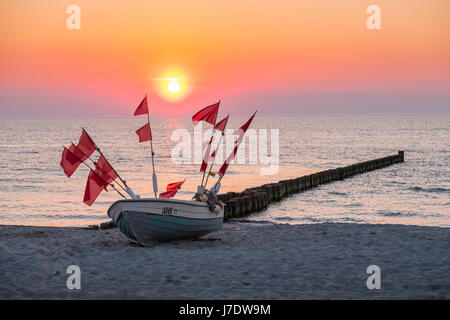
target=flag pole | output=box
[199,100,220,187]
[63,146,127,199]
[203,131,225,189]
[145,99,158,198]
[95,147,130,191]
[200,129,216,187]
[70,142,128,194]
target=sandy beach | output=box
[0,222,448,299]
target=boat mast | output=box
[203,130,225,189]
[200,128,216,187]
[146,102,158,198]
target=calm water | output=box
[0,116,448,227]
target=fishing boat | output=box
[60,97,256,245]
[108,198,224,244]
[106,100,227,245]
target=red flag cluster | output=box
[134,96,152,143]
[192,102,256,186]
[159,181,184,199]
[60,129,119,206]
[60,98,255,206]
[60,130,95,178]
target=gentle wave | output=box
[21,214,107,220]
[11,167,44,172]
[376,211,417,217]
[274,217,295,221]
[329,191,347,196]
[408,186,450,194]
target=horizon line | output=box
[1,111,450,121]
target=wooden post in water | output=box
[279,181,286,198]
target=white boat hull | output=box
[107,198,224,244]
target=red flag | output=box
[69,143,88,162]
[158,189,178,199]
[77,129,96,157]
[95,155,117,184]
[214,115,229,132]
[134,96,149,116]
[234,111,257,138]
[192,101,219,126]
[219,112,257,177]
[136,123,152,142]
[60,147,82,177]
[166,181,184,191]
[83,170,108,206]
[159,181,184,198]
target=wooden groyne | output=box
[217,151,405,220]
[92,151,404,229]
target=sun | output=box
[167,80,180,93]
[150,70,191,102]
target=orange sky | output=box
[0,0,449,117]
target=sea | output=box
[0,115,448,227]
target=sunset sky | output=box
[1,0,449,118]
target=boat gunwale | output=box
[107,198,224,220]
[109,198,214,208]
